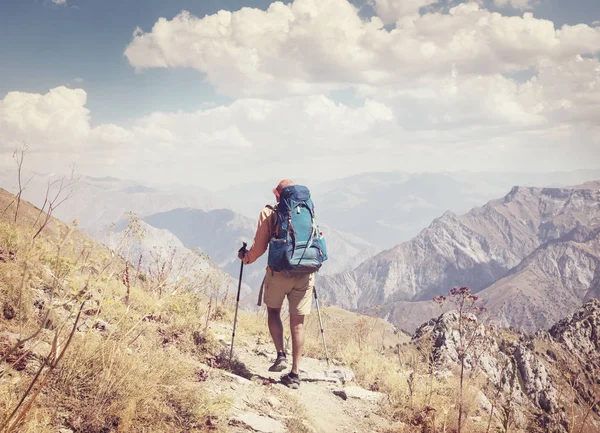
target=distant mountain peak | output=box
[320,182,600,333]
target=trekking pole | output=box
[313,286,330,367]
[229,242,247,363]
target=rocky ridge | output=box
[412,299,600,432]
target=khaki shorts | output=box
[263,272,315,316]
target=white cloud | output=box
[0,86,90,152]
[0,87,399,183]
[52,0,67,5]
[125,0,600,98]
[74,77,84,83]
[3,0,600,186]
[493,0,539,11]
[1,71,598,188]
[369,0,439,23]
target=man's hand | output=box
[238,242,248,261]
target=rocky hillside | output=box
[479,225,600,332]
[319,183,600,332]
[411,299,600,433]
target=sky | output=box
[0,0,599,189]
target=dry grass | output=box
[0,190,232,432]
[47,333,228,432]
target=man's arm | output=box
[241,207,274,265]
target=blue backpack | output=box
[267,185,328,274]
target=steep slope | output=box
[92,220,229,287]
[4,184,600,433]
[144,208,253,269]
[320,184,600,332]
[143,208,267,296]
[479,226,600,332]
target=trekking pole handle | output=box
[238,242,248,257]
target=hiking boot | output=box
[280,371,301,389]
[268,352,288,372]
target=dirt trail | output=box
[204,323,392,433]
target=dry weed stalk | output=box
[1,302,85,433]
[433,286,489,433]
[1,144,35,223]
[122,261,131,305]
[578,400,599,433]
[31,166,79,240]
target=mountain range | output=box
[0,173,223,230]
[319,181,600,333]
[2,169,599,333]
[218,170,600,247]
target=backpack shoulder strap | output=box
[264,203,279,236]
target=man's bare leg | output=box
[289,313,305,374]
[267,306,284,353]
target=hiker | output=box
[238,179,327,389]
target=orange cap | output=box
[273,179,295,195]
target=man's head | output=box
[273,179,295,201]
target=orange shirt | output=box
[243,206,276,266]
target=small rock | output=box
[301,368,356,384]
[332,389,347,400]
[31,341,52,359]
[230,412,286,433]
[435,370,453,380]
[93,319,109,332]
[58,428,74,433]
[1,331,20,345]
[255,349,274,358]
[215,334,230,343]
[334,386,384,403]
[3,303,16,320]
